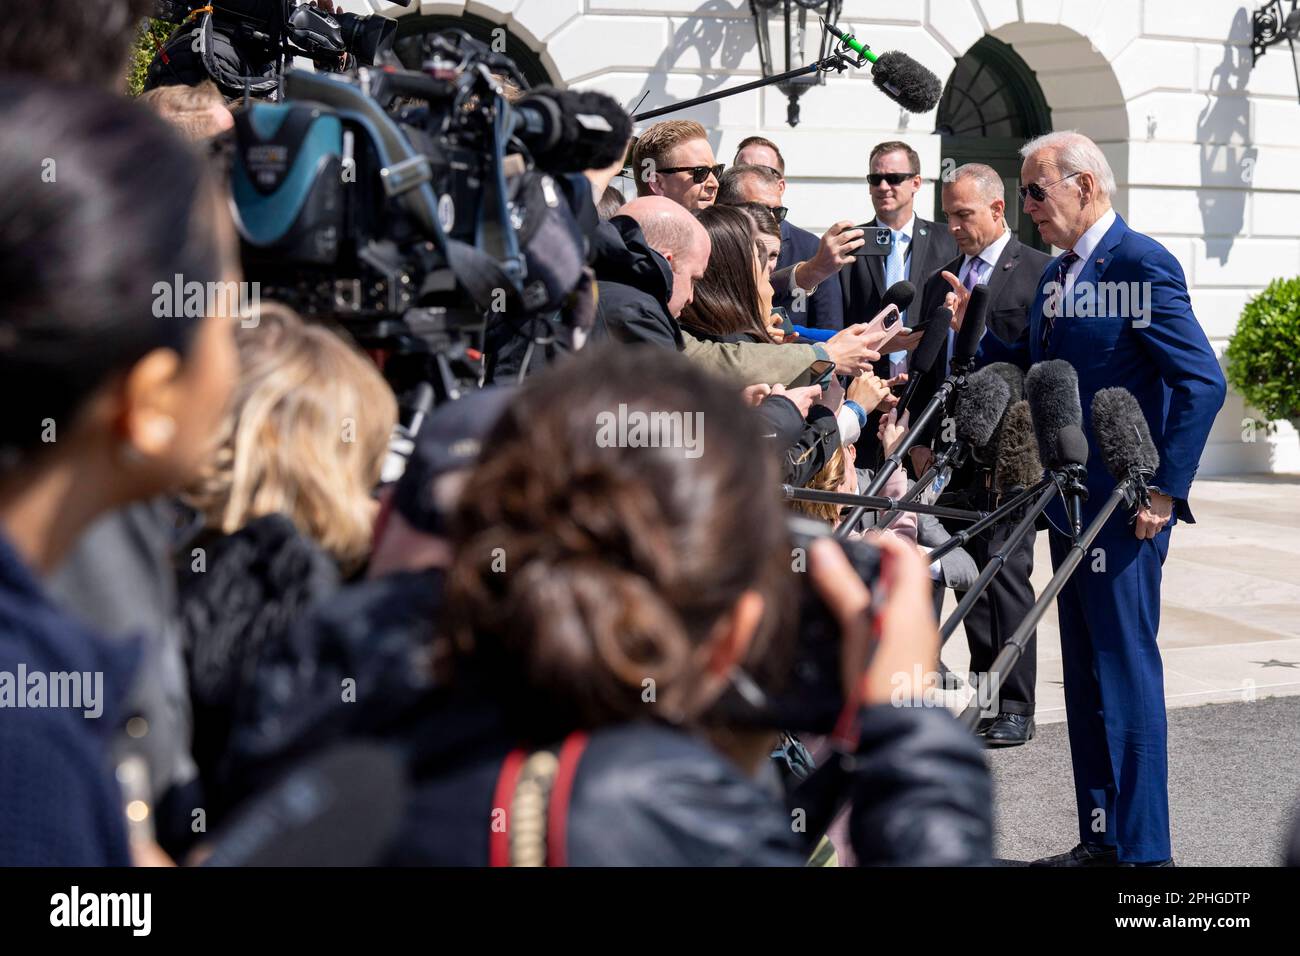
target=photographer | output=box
[223,346,991,866]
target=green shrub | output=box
[126,18,176,97]
[1225,276,1300,427]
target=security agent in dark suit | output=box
[911,164,1053,746]
[840,141,958,460]
[718,152,846,331]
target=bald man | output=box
[590,197,883,386]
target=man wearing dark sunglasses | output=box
[971,130,1227,870]
[718,152,846,332]
[631,120,721,211]
[841,140,958,461]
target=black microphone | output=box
[992,400,1043,492]
[880,279,916,316]
[955,366,1011,451]
[982,361,1025,403]
[1025,360,1087,535]
[894,304,951,415]
[823,23,943,113]
[951,283,990,372]
[198,744,408,867]
[512,87,633,174]
[1091,387,1160,505]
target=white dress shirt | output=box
[1062,207,1116,293]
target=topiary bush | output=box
[1225,276,1300,430]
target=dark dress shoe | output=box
[984,713,1034,746]
[1030,843,1119,867]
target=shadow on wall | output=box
[627,0,756,154]
[1196,7,1256,265]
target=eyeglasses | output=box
[867,172,918,187]
[1018,171,1080,202]
[658,163,725,184]
[766,205,789,223]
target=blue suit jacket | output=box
[776,219,845,331]
[978,214,1226,524]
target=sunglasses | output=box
[868,172,918,187]
[1018,171,1080,202]
[766,205,789,223]
[658,163,725,184]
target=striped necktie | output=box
[1040,250,1080,353]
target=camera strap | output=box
[488,731,589,867]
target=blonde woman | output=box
[178,302,396,810]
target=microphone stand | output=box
[781,485,983,524]
[874,438,969,531]
[937,476,1062,642]
[956,475,1142,730]
[834,366,970,541]
[925,475,1053,563]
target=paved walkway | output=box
[940,476,1300,721]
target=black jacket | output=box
[222,569,993,866]
[589,215,682,350]
[177,513,341,813]
[776,219,845,331]
[910,233,1053,447]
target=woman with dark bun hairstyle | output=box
[0,80,239,865]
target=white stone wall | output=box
[343,0,1300,475]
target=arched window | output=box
[935,36,1053,251]
[393,13,553,89]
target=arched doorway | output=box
[935,36,1052,252]
[392,13,553,89]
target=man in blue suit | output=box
[954,131,1227,866]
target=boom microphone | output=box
[992,400,1042,492]
[824,23,943,113]
[1091,387,1160,482]
[199,743,408,867]
[952,283,990,371]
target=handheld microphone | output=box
[992,400,1043,493]
[198,743,408,867]
[880,279,916,316]
[823,22,944,113]
[951,283,989,372]
[1091,387,1160,508]
[894,304,951,414]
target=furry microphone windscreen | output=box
[956,366,1012,449]
[993,399,1042,492]
[1025,359,1082,469]
[1091,387,1160,481]
[981,362,1026,403]
[871,51,944,113]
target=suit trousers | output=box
[963,513,1038,717]
[1048,521,1172,863]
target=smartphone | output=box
[863,303,906,351]
[772,305,795,337]
[706,517,884,733]
[792,358,835,390]
[851,224,894,257]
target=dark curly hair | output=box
[445,345,795,738]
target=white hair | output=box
[946,162,1004,203]
[1019,130,1116,198]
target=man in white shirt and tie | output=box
[911,163,1053,746]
